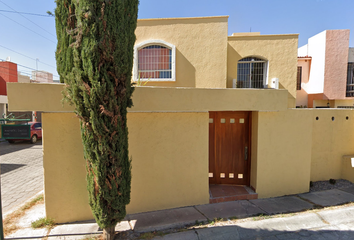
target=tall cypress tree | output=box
[55,0,139,238]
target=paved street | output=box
[0,140,43,213]
[152,205,354,240]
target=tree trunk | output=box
[103,227,115,240]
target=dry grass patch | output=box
[31,217,55,229]
[81,235,102,240]
[4,194,44,236]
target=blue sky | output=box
[0,0,353,80]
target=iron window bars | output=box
[237,57,267,89]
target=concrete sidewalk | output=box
[6,186,354,239]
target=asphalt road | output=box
[0,140,43,214]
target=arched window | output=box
[237,57,268,88]
[133,40,176,82]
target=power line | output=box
[0,1,56,38]
[0,12,56,44]
[0,44,57,69]
[0,65,31,78]
[0,9,53,17]
[0,68,60,82]
[0,59,59,78]
[0,64,60,81]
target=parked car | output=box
[7,122,42,144]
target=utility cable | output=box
[0,44,57,69]
[0,12,56,44]
[0,70,29,79]
[0,59,59,78]
[0,9,53,18]
[0,1,56,38]
[0,67,59,82]
[0,65,32,78]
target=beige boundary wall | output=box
[42,111,209,223]
[251,109,354,198]
[310,109,354,181]
[7,83,354,223]
[251,110,313,198]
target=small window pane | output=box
[138,45,172,79]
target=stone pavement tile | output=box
[236,218,289,239]
[49,233,101,240]
[278,221,354,240]
[317,229,345,240]
[298,189,354,207]
[153,230,198,240]
[339,186,354,195]
[6,227,48,239]
[249,196,313,214]
[259,235,280,240]
[1,141,44,215]
[128,207,207,233]
[195,200,265,220]
[317,206,354,225]
[281,213,327,231]
[49,223,100,236]
[276,231,301,240]
[115,220,131,231]
[236,213,326,239]
[196,226,240,240]
[340,221,354,229]
[298,232,323,240]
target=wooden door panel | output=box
[209,111,250,185]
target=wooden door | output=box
[209,111,251,185]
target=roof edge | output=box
[228,33,299,39]
[138,15,229,22]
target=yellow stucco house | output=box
[7,16,354,223]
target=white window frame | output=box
[133,39,176,82]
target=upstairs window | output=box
[347,63,354,97]
[237,57,268,89]
[297,66,302,90]
[134,40,176,82]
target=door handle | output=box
[244,146,248,161]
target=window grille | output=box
[346,63,354,97]
[297,66,302,90]
[237,57,267,89]
[138,45,172,79]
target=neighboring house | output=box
[6,16,354,224]
[31,70,54,83]
[296,30,354,108]
[0,61,51,122]
[18,73,31,83]
[0,61,17,118]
